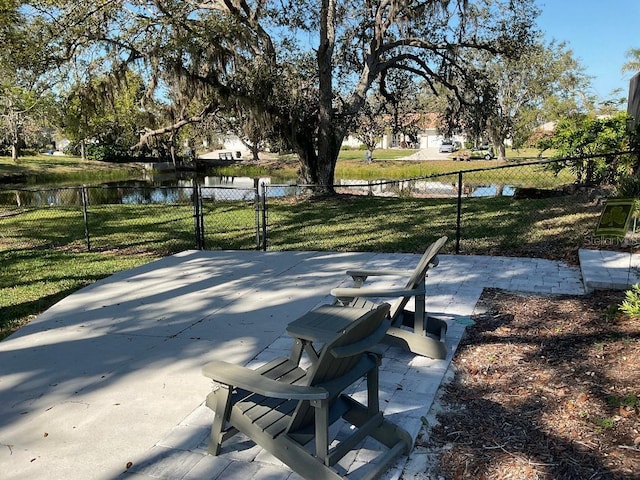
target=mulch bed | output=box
[420,289,640,480]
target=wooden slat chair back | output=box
[391,235,447,319]
[202,303,412,480]
[287,301,390,435]
[331,236,449,359]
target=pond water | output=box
[2,169,516,206]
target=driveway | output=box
[397,148,453,160]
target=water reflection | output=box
[197,176,264,201]
[337,179,515,198]
[1,175,516,207]
[470,185,516,197]
[1,187,83,207]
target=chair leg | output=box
[425,315,448,339]
[207,386,232,455]
[385,326,448,360]
[367,357,380,416]
[312,398,330,465]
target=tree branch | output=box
[133,101,219,149]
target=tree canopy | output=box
[539,111,636,184]
[26,0,539,190]
[622,48,640,75]
[438,38,589,160]
[0,0,63,159]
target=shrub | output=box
[616,175,640,198]
[619,283,640,316]
[86,144,140,162]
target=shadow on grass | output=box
[0,248,154,340]
[0,288,80,340]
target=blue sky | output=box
[536,0,639,100]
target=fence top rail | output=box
[0,185,86,193]
[0,184,263,193]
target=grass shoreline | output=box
[0,155,144,184]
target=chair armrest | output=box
[203,361,328,400]
[331,285,425,299]
[346,269,413,279]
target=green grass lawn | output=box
[335,158,572,185]
[0,155,144,185]
[0,248,154,339]
[336,148,417,161]
[265,194,599,257]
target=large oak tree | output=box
[40,0,537,191]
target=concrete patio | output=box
[0,248,625,479]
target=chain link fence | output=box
[0,183,259,255]
[2,155,633,262]
[262,157,624,262]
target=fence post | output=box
[198,184,205,249]
[455,171,463,254]
[254,178,261,250]
[81,185,91,252]
[261,182,268,251]
[193,184,204,250]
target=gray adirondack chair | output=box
[330,236,448,359]
[202,303,412,480]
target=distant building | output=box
[628,72,640,129]
[344,112,466,149]
[213,112,469,153]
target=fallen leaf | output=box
[619,406,634,418]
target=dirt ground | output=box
[419,289,640,480]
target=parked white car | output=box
[439,140,457,153]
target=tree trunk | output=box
[315,0,337,194]
[10,117,20,161]
[487,115,507,161]
[489,129,507,161]
[498,142,506,161]
[80,140,87,161]
[293,0,373,193]
[251,144,260,161]
[169,133,176,165]
[296,138,319,184]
